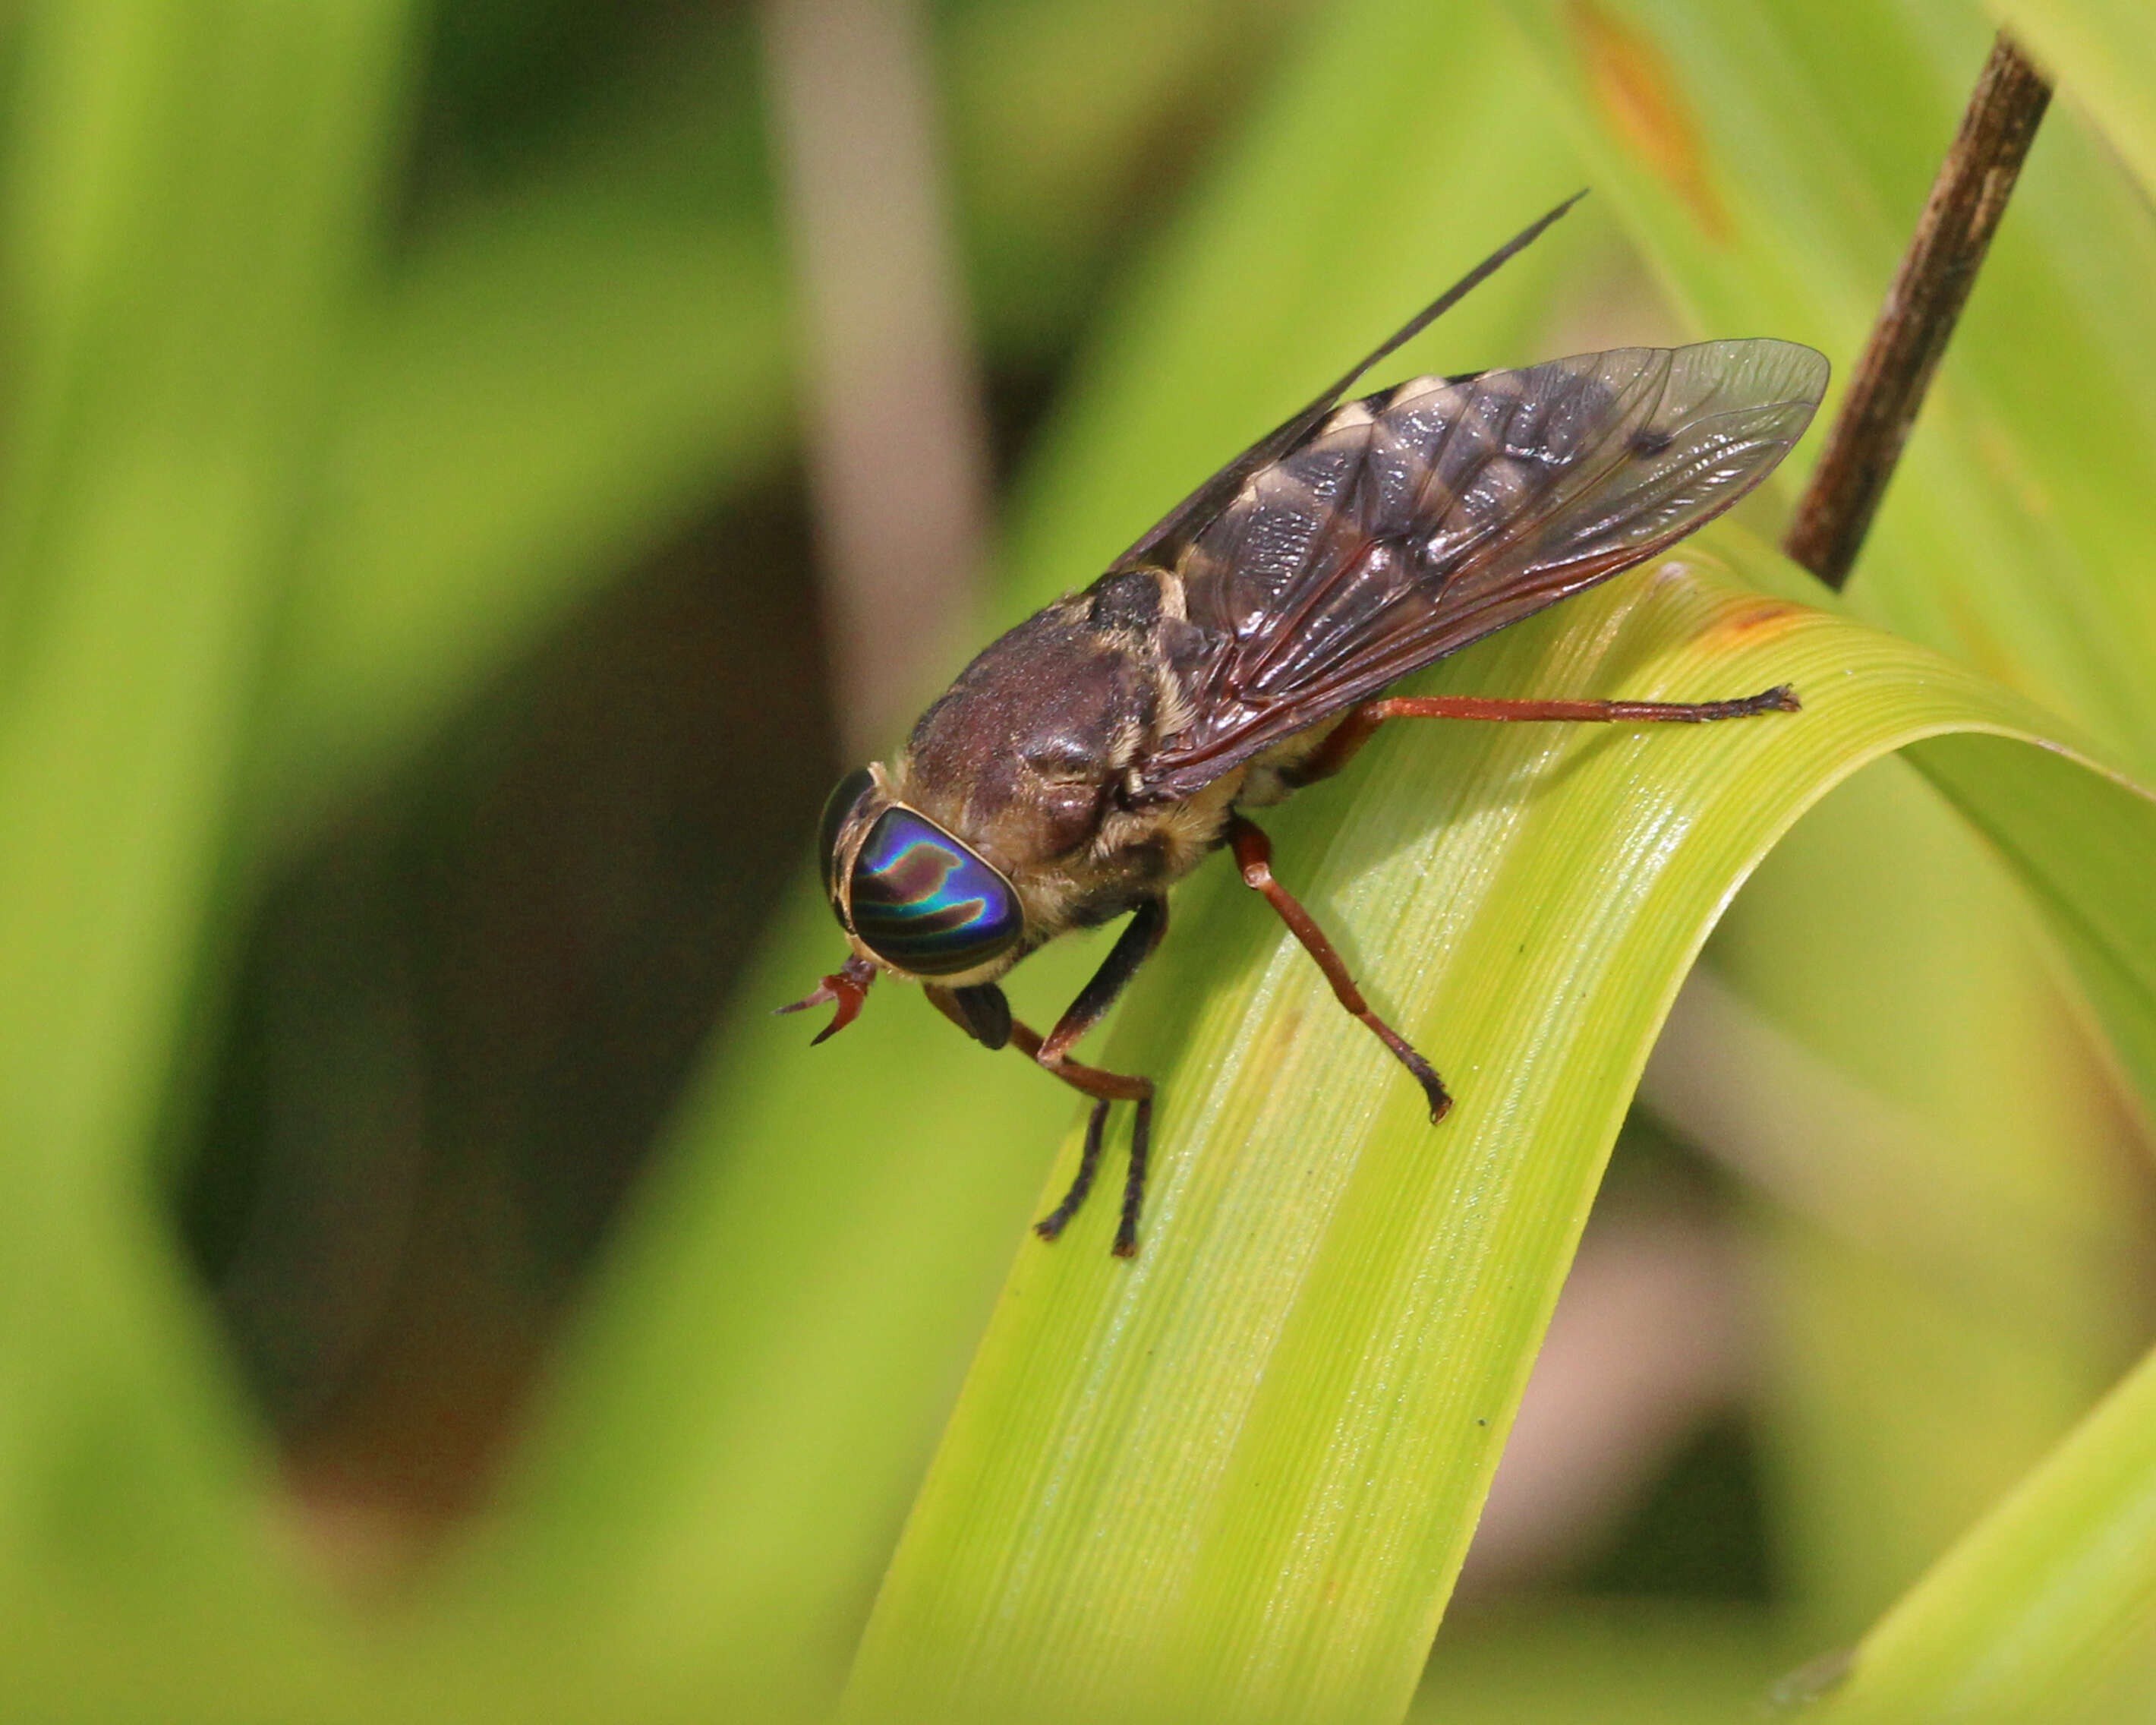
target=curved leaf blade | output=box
[1809,1338,2156,1720]
[837,549,2156,1725]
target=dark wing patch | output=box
[1137,339,1829,800]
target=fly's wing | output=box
[1136,339,1830,801]
[1108,194,1585,577]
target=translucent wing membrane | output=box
[1108,194,1587,579]
[1138,339,1828,799]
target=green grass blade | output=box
[0,0,413,1710]
[1686,752,2150,1639]
[1505,0,2156,1661]
[1808,1339,2156,1721]
[254,37,793,837]
[837,550,2156,1725]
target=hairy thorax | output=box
[884,566,1327,974]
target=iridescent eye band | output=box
[846,806,1023,976]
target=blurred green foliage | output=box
[0,0,2152,1721]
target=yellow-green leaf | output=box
[837,546,2156,1725]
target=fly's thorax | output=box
[998,765,1243,941]
[1234,717,1346,808]
[893,586,1174,876]
[812,544,1269,981]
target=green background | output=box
[1,1,2153,1719]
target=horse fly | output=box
[784,195,1828,1255]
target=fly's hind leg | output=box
[1292,686,1800,784]
[1228,815,1450,1122]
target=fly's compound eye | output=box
[816,766,878,905]
[847,806,1023,977]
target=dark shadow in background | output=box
[185,473,836,1528]
[177,0,1153,1546]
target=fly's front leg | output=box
[1293,685,1800,784]
[1022,1087,1115,1246]
[1010,1014,1151,1254]
[1228,815,1451,1122]
[928,956,1158,1254]
[1015,897,1169,1257]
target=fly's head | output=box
[782,589,1196,1044]
[779,761,1030,1042]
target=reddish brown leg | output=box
[1295,685,1799,784]
[1228,815,1451,1122]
